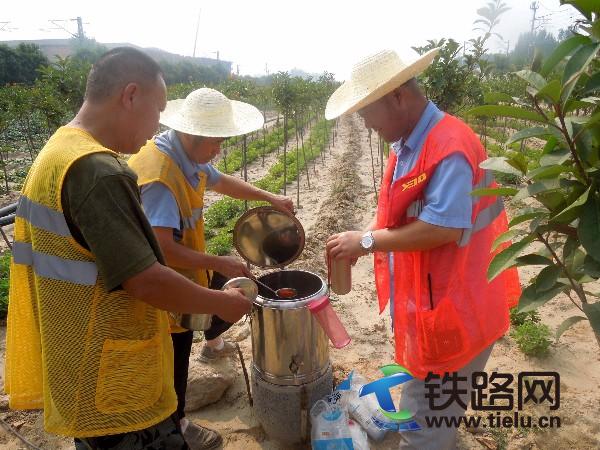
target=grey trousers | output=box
[398,343,495,450]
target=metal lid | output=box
[233,206,305,269]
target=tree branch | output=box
[554,103,590,185]
[536,231,588,305]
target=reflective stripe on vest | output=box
[181,207,203,229]
[472,170,496,202]
[458,170,503,247]
[406,199,424,218]
[16,196,71,236]
[12,241,98,285]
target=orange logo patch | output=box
[402,173,427,191]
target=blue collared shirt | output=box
[140,129,221,230]
[388,101,473,325]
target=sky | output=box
[1,0,582,80]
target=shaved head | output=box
[84,47,163,102]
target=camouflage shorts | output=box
[74,414,188,450]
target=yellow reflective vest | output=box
[128,141,210,333]
[4,127,177,437]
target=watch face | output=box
[361,234,374,250]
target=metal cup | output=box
[179,312,212,331]
[222,277,259,301]
[330,257,352,295]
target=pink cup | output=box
[308,297,351,349]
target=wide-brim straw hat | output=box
[325,47,440,120]
[160,88,264,137]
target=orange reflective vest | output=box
[374,114,521,379]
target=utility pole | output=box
[530,2,539,34]
[75,16,84,39]
[506,40,510,56]
[48,17,86,40]
[192,8,201,57]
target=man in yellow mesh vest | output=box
[128,87,293,449]
[4,47,251,450]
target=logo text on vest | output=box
[402,173,427,191]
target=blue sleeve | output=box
[140,182,181,229]
[200,164,222,188]
[419,153,473,229]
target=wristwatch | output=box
[360,231,375,253]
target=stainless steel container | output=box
[233,206,331,386]
[251,270,329,385]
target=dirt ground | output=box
[0,115,599,449]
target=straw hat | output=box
[159,88,264,137]
[325,47,440,120]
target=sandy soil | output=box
[0,115,599,449]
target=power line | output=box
[47,16,86,39]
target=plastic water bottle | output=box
[346,374,390,442]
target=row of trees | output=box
[0,43,48,85]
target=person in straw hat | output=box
[5,47,252,450]
[325,49,520,449]
[129,87,293,450]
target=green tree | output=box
[0,43,48,85]
[37,56,91,116]
[414,39,481,113]
[468,0,600,349]
[473,0,511,42]
[512,31,560,68]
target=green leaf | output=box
[483,92,514,104]
[492,229,524,252]
[561,0,599,20]
[471,187,518,197]
[575,110,600,135]
[488,235,535,281]
[582,301,600,336]
[508,210,546,227]
[506,151,529,175]
[467,105,548,124]
[578,195,600,260]
[513,179,560,202]
[537,265,562,292]
[515,254,554,266]
[539,148,571,167]
[563,235,579,260]
[582,72,600,96]
[555,316,587,341]
[516,70,548,91]
[550,186,591,223]
[536,79,562,104]
[584,254,600,278]
[518,281,565,313]
[562,43,600,90]
[541,136,559,155]
[527,164,572,180]
[541,34,590,77]
[564,99,598,114]
[480,157,524,176]
[506,127,547,145]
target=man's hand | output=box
[214,255,253,279]
[217,287,252,323]
[326,231,367,260]
[269,194,294,214]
